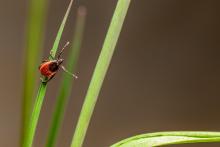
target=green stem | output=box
[46,6,86,147]
[21,0,47,145]
[23,84,47,147]
[23,0,74,146]
[71,1,131,147]
[50,0,74,58]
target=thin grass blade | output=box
[23,0,74,147]
[46,6,86,147]
[50,0,74,58]
[71,1,131,147]
[111,131,220,147]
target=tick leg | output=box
[61,65,78,79]
[57,42,70,59]
[46,74,56,82]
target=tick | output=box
[39,42,78,83]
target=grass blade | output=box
[46,6,86,147]
[50,0,74,58]
[70,1,131,147]
[111,131,220,147]
[21,0,47,145]
[23,0,74,147]
[23,84,47,147]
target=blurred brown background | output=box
[1,0,220,146]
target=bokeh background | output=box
[1,0,220,146]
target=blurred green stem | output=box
[21,0,47,146]
[46,6,86,147]
[71,1,131,147]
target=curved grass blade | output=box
[23,0,74,147]
[46,6,87,147]
[71,1,131,147]
[111,131,220,147]
[21,0,48,145]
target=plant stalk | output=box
[71,0,131,147]
[23,0,74,146]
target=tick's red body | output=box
[39,59,63,82]
[39,61,55,77]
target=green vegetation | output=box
[23,0,74,146]
[46,6,86,147]
[111,131,220,147]
[22,0,220,147]
[71,0,131,146]
[21,0,47,145]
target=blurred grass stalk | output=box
[21,0,48,146]
[23,0,74,147]
[71,0,131,147]
[46,6,87,147]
